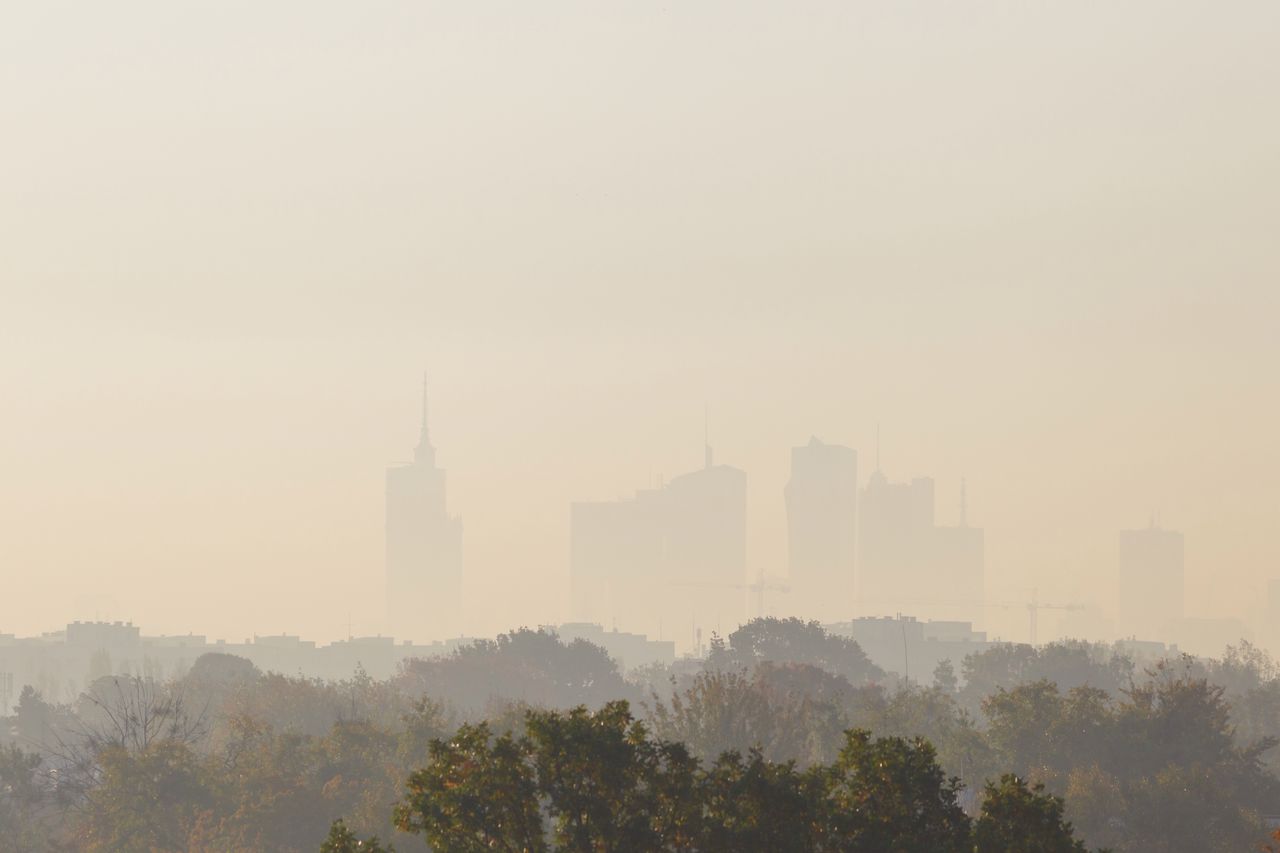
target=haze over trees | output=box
[4,620,1280,850]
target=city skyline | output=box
[2,368,1264,652]
[372,378,1218,655]
[4,1,1278,650]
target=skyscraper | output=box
[858,471,936,608]
[857,470,984,623]
[1117,523,1184,640]
[570,442,747,652]
[386,379,463,642]
[785,436,857,621]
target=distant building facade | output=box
[857,471,984,623]
[571,445,747,652]
[556,622,676,670]
[1117,524,1184,641]
[386,380,463,642]
[825,615,990,685]
[0,621,485,712]
[785,436,857,621]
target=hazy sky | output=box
[3,2,1278,646]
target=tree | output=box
[76,739,212,852]
[525,701,700,852]
[648,666,849,767]
[818,729,971,852]
[398,628,636,715]
[0,744,60,851]
[13,685,59,747]
[321,818,394,852]
[697,749,818,852]
[983,680,1069,775]
[708,618,883,685]
[974,774,1087,852]
[933,658,958,695]
[395,722,547,852]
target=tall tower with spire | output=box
[414,374,435,467]
[386,376,463,641]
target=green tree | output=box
[395,722,547,852]
[708,617,883,685]
[974,774,1087,852]
[0,744,61,851]
[77,740,212,852]
[933,658,959,695]
[398,628,636,715]
[697,749,818,852]
[525,701,700,851]
[321,818,394,852]
[818,729,971,852]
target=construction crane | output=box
[984,588,1084,646]
[672,570,791,619]
[854,588,1085,646]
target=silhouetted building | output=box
[571,487,667,630]
[386,380,463,642]
[1167,616,1247,658]
[785,436,857,621]
[570,443,746,651]
[857,471,985,622]
[826,615,989,685]
[556,622,676,670]
[0,621,478,710]
[1117,523,1183,641]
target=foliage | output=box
[974,775,1087,853]
[707,617,884,685]
[321,818,394,852]
[0,743,61,851]
[959,640,1133,714]
[394,703,1092,852]
[7,622,1280,851]
[818,729,971,852]
[397,628,637,716]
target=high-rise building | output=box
[386,379,462,642]
[1117,523,1183,640]
[785,436,857,621]
[570,443,746,652]
[857,470,984,623]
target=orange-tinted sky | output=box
[3,1,1278,647]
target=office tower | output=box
[1117,523,1184,640]
[785,436,857,621]
[386,379,463,642]
[857,470,984,623]
[570,442,747,652]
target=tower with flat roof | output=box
[570,438,747,652]
[785,436,858,621]
[1118,522,1183,640]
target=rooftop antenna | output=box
[414,371,436,464]
[421,371,429,434]
[875,422,881,473]
[960,477,968,528]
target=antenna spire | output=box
[414,372,436,465]
[875,423,881,473]
[420,373,429,437]
[960,477,968,527]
